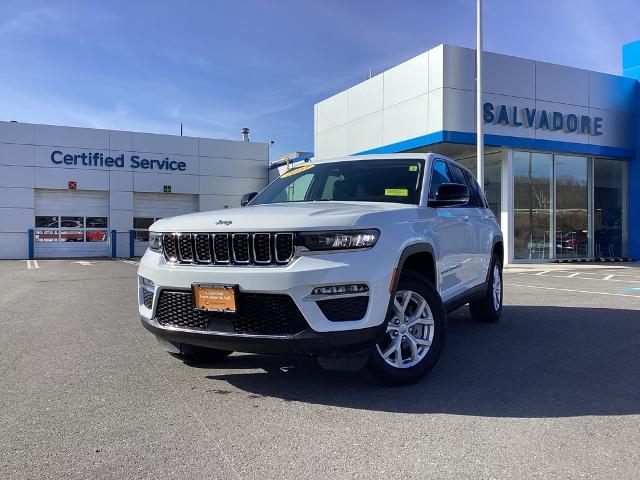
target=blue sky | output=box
[0,0,638,160]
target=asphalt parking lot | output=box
[1,260,639,479]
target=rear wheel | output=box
[468,254,503,323]
[365,270,446,386]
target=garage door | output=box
[34,189,111,258]
[132,193,198,256]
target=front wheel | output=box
[365,270,446,386]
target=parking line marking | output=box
[603,274,615,280]
[567,272,580,278]
[534,271,550,276]
[26,260,39,270]
[512,272,640,284]
[120,260,139,266]
[506,283,640,299]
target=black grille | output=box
[154,290,309,335]
[162,232,294,266]
[317,296,369,322]
[275,234,294,263]
[163,234,178,260]
[232,234,250,263]
[142,289,154,309]
[177,234,194,262]
[253,233,271,263]
[156,290,208,330]
[213,234,230,263]
[194,234,211,262]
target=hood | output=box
[151,201,414,232]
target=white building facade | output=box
[0,121,268,259]
[314,44,639,264]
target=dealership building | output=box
[2,42,639,264]
[315,42,640,263]
[0,121,268,259]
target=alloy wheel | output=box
[492,264,502,311]
[376,290,434,369]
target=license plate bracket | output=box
[192,283,238,313]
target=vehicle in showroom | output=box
[137,153,503,385]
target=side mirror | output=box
[428,183,469,207]
[240,191,258,207]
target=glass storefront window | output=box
[456,152,501,223]
[61,216,84,228]
[34,216,108,243]
[594,158,627,258]
[513,152,553,260]
[60,230,84,242]
[133,217,162,242]
[35,216,58,228]
[86,217,108,228]
[554,155,589,259]
[86,231,108,242]
[35,230,59,242]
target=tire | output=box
[365,270,446,386]
[170,342,233,364]
[468,254,503,323]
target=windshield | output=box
[252,159,425,205]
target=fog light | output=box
[311,284,369,295]
[141,277,155,289]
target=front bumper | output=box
[137,248,395,354]
[140,315,385,355]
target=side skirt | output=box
[443,282,488,314]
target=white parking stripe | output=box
[120,260,140,266]
[534,270,550,276]
[512,272,640,283]
[506,283,640,299]
[567,272,580,278]
[603,274,615,280]
[25,260,40,270]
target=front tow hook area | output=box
[317,349,371,371]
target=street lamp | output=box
[476,0,484,191]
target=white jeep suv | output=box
[137,153,503,385]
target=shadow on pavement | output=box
[200,305,640,417]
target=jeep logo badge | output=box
[215,220,232,225]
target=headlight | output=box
[149,232,162,251]
[298,229,379,251]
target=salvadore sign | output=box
[483,102,603,136]
[50,150,188,171]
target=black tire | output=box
[468,254,503,323]
[365,270,446,386]
[170,342,233,364]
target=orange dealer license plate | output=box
[192,284,237,313]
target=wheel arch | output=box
[393,243,438,294]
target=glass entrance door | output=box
[554,155,589,259]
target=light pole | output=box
[476,0,484,191]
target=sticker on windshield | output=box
[385,188,408,197]
[281,164,315,178]
[409,165,418,171]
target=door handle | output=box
[460,215,470,222]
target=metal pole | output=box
[476,0,484,191]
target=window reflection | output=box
[513,152,553,260]
[594,159,626,258]
[33,216,109,243]
[86,230,108,242]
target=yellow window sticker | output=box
[385,188,408,197]
[280,164,315,178]
[409,165,418,171]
